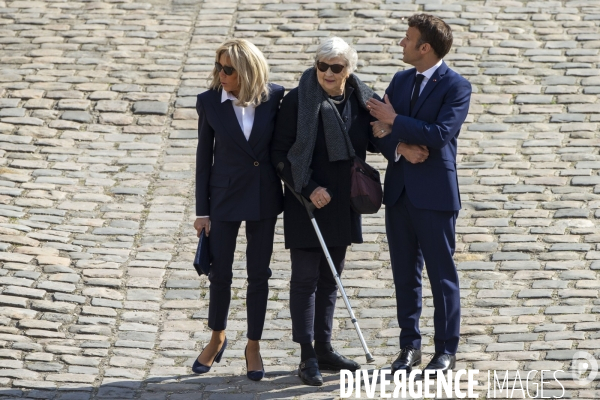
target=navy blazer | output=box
[378,62,471,212]
[195,83,285,221]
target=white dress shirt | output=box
[412,59,443,98]
[196,90,257,219]
[221,88,256,141]
[395,59,444,162]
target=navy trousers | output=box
[207,217,276,340]
[386,191,460,354]
[289,246,346,344]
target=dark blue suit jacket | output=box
[195,83,285,221]
[378,62,471,211]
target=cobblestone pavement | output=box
[0,0,599,399]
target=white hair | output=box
[314,37,358,73]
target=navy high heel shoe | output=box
[245,345,265,381]
[192,337,227,374]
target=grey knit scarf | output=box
[288,67,375,193]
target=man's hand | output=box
[371,121,392,138]
[366,94,397,126]
[194,217,210,237]
[310,186,331,209]
[398,143,429,164]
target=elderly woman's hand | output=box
[371,121,392,138]
[310,187,331,209]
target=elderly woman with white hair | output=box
[271,37,386,386]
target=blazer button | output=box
[254,161,259,166]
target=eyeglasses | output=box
[215,62,235,76]
[316,62,346,74]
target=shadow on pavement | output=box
[0,369,346,399]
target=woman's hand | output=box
[371,121,392,138]
[194,217,210,237]
[310,187,331,209]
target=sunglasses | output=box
[316,61,345,74]
[215,62,235,76]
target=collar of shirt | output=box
[220,88,256,142]
[221,88,238,103]
[418,59,443,81]
[415,59,443,94]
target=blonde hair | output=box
[209,39,270,107]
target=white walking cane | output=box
[277,163,375,363]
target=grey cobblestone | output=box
[0,0,599,399]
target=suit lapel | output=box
[411,62,448,117]
[400,72,415,116]
[248,99,267,149]
[215,90,256,158]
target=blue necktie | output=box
[410,74,425,113]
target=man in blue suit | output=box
[367,14,471,375]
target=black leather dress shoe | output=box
[391,346,421,374]
[298,358,323,386]
[317,350,360,371]
[421,352,456,375]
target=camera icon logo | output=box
[572,351,598,386]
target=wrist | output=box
[396,142,403,155]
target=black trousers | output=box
[207,217,277,340]
[289,246,346,344]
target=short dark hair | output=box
[407,14,453,59]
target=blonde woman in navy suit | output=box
[193,39,284,381]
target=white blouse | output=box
[221,88,256,141]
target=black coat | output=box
[271,85,379,249]
[196,84,285,221]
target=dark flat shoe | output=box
[317,350,360,372]
[192,337,227,374]
[417,352,456,380]
[391,345,421,374]
[245,345,265,381]
[298,358,323,386]
[423,352,455,371]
